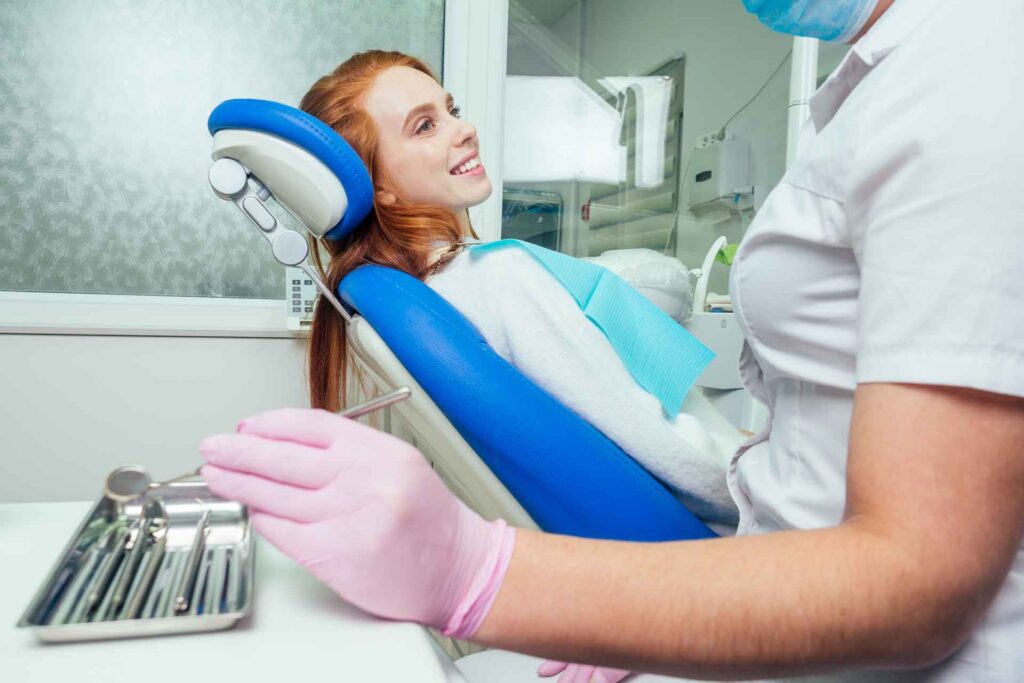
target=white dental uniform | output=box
[728,0,1024,680]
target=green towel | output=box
[715,243,739,265]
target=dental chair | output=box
[207,99,713,678]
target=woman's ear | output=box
[376,189,397,207]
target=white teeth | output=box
[452,157,481,175]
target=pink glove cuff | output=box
[442,520,517,640]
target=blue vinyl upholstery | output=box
[208,99,715,542]
[340,267,715,542]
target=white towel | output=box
[428,248,745,525]
[597,76,674,188]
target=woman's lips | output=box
[455,163,486,177]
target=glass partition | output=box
[503,0,793,293]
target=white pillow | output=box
[584,249,695,322]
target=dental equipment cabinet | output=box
[684,236,767,434]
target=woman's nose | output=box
[451,118,477,147]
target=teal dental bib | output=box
[470,239,714,416]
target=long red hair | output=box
[300,50,469,412]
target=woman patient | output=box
[301,50,747,528]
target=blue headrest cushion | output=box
[208,98,374,241]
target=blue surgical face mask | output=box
[742,0,881,43]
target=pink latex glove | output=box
[199,407,516,639]
[537,660,632,683]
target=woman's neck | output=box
[456,209,472,239]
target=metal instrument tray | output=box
[17,479,254,643]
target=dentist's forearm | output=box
[469,384,1024,678]
[471,524,959,680]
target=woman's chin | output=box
[458,177,493,209]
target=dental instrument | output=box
[203,547,227,616]
[337,386,412,418]
[91,554,131,622]
[32,518,108,625]
[69,541,117,624]
[226,546,242,614]
[154,552,186,618]
[81,524,131,619]
[174,506,211,614]
[116,551,152,620]
[35,563,77,625]
[189,549,212,616]
[109,502,161,613]
[104,466,202,508]
[103,387,412,513]
[126,521,168,620]
[48,545,103,625]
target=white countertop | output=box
[1,502,469,682]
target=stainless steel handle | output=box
[124,530,166,620]
[174,510,210,614]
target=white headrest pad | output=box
[211,129,348,238]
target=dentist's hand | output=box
[537,660,632,683]
[199,407,516,638]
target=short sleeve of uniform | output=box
[847,23,1024,399]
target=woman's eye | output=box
[449,105,462,119]
[415,119,435,134]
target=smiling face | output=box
[362,66,492,215]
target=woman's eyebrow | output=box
[402,93,456,131]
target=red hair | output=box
[300,50,470,412]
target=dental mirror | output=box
[104,465,200,504]
[103,386,412,506]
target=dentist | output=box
[199,0,1024,680]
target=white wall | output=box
[0,334,309,503]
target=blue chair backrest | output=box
[340,266,715,542]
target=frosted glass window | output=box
[0,0,444,298]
